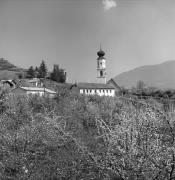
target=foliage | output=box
[0,58,16,70]
[136,80,146,90]
[38,60,47,78]
[0,90,175,179]
[26,66,35,78]
[50,64,66,83]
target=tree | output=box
[26,66,35,78]
[34,66,39,78]
[38,60,47,78]
[50,64,66,83]
[136,80,146,90]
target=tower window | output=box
[100,71,103,77]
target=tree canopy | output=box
[26,66,35,78]
[50,64,66,83]
[38,60,47,78]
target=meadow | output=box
[0,89,175,180]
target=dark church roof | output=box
[97,49,105,57]
[73,82,115,89]
[97,45,105,58]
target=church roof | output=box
[97,45,105,58]
[73,82,115,89]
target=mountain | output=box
[0,58,25,79]
[114,60,175,89]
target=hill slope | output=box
[114,60,175,89]
[0,58,25,79]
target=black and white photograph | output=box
[0,0,175,179]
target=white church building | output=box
[71,47,120,97]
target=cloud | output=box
[102,0,117,11]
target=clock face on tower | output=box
[97,59,106,69]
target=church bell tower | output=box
[97,45,106,84]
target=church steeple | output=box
[97,44,105,58]
[97,45,107,84]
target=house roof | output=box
[1,80,16,87]
[20,87,56,94]
[16,79,36,87]
[28,78,41,83]
[73,82,115,89]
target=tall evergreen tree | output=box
[38,60,47,78]
[26,66,35,78]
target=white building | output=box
[71,82,116,97]
[71,46,120,97]
[28,78,43,87]
[11,86,56,97]
[97,45,107,84]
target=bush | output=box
[0,92,175,179]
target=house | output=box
[28,78,43,87]
[11,86,56,97]
[71,83,116,97]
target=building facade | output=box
[11,87,56,97]
[97,46,107,84]
[71,46,120,97]
[71,83,115,97]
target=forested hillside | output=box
[0,58,25,80]
[0,90,175,179]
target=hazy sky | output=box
[0,0,175,82]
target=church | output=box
[71,47,121,97]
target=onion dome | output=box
[97,49,105,57]
[97,45,105,57]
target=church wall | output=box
[80,88,115,97]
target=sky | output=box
[0,0,175,82]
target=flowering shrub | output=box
[0,92,174,179]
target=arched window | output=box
[100,71,103,77]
